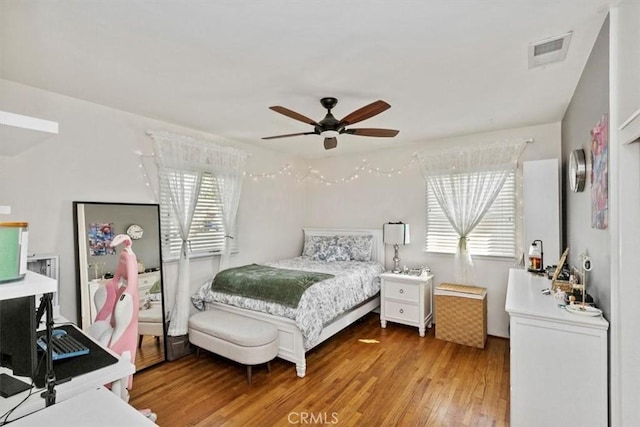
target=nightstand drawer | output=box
[384,300,419,322]
[384,280,419,302]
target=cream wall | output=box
[304,122,562,337]
[0,79,306,322]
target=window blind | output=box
[159,171,236,258]
[425,171,516,257]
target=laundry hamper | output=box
[434,283,487,349]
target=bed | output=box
[191,228,385,377]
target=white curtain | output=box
[151,131,247,336]
[419,140,526,284]
[211,153,246,272]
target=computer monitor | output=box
[0,295,38,382]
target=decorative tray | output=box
[565,304,603,317]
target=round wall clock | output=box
[569,149,587,192]
[126,224,144,240]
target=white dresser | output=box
[379,272,433,337]
[505,268,608,427]
[137,271,161,299]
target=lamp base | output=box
[391,244,401,273]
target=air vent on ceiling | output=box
[528,32,572,69]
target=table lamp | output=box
[383,222,410,273]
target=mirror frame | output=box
[72,201,167,367]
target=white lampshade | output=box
[320,129,339,138]
[383,223,410,245]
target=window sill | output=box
[162,250,239,264]
[424,250,517,262]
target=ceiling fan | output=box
[262,97,399,150]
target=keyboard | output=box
[37,329,90,361]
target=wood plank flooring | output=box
[136,335,165,371]
[129,313,510,426]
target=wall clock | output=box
[126,224,144,240]
[569,149,587,192]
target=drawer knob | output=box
[399,308,404,314]
[399,289,404,294]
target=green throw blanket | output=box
[211,264,334,308]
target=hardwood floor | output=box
[136,335,165,371]
[129,313,510,426]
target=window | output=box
[159,171,236,259]
[425,171,516,257]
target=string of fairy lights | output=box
[136,152,159,200]
[140,132,531,188]
[137,152,423,188]
[136,146,526,254]
[242,154,422,185]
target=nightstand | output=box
[379,271,433,337]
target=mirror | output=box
[73,201,166,370]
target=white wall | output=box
[0,79,306,322]
[609,2,640,425]
[305,122,561,337]
[0,77,563,338]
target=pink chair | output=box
[88,235,157,422]
[89,235,139,394]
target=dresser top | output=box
[505,268,609,330]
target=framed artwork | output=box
[590,114,608,230]
[88,222,116,256]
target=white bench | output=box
[188,310,279,384]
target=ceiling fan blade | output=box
[262,132,316,140]
[324,137,338,150]
[339,100,391,126]
[342,128,399,137]
[269,106,319,126]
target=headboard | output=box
[302,228,385,265]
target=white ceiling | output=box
[0,0,612,159]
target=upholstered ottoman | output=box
[188,310,279,384]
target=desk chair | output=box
[88,235,157,423]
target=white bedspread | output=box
[191,257,383,349]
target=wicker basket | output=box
[552,280,573,292]
[434,283,487,349]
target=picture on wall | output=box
[590,114,608,230]
[88,222,116,256]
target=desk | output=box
[0,317,135,423]
[0,271,56,300]
[8,386,156,426]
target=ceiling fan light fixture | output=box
[263,97,398,150]
[320,129,339,138]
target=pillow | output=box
[302,235,335,257]
[336,235,374,261]
[311,243,350,262]
[148,280,162,294]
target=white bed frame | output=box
[209,228,384,377]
